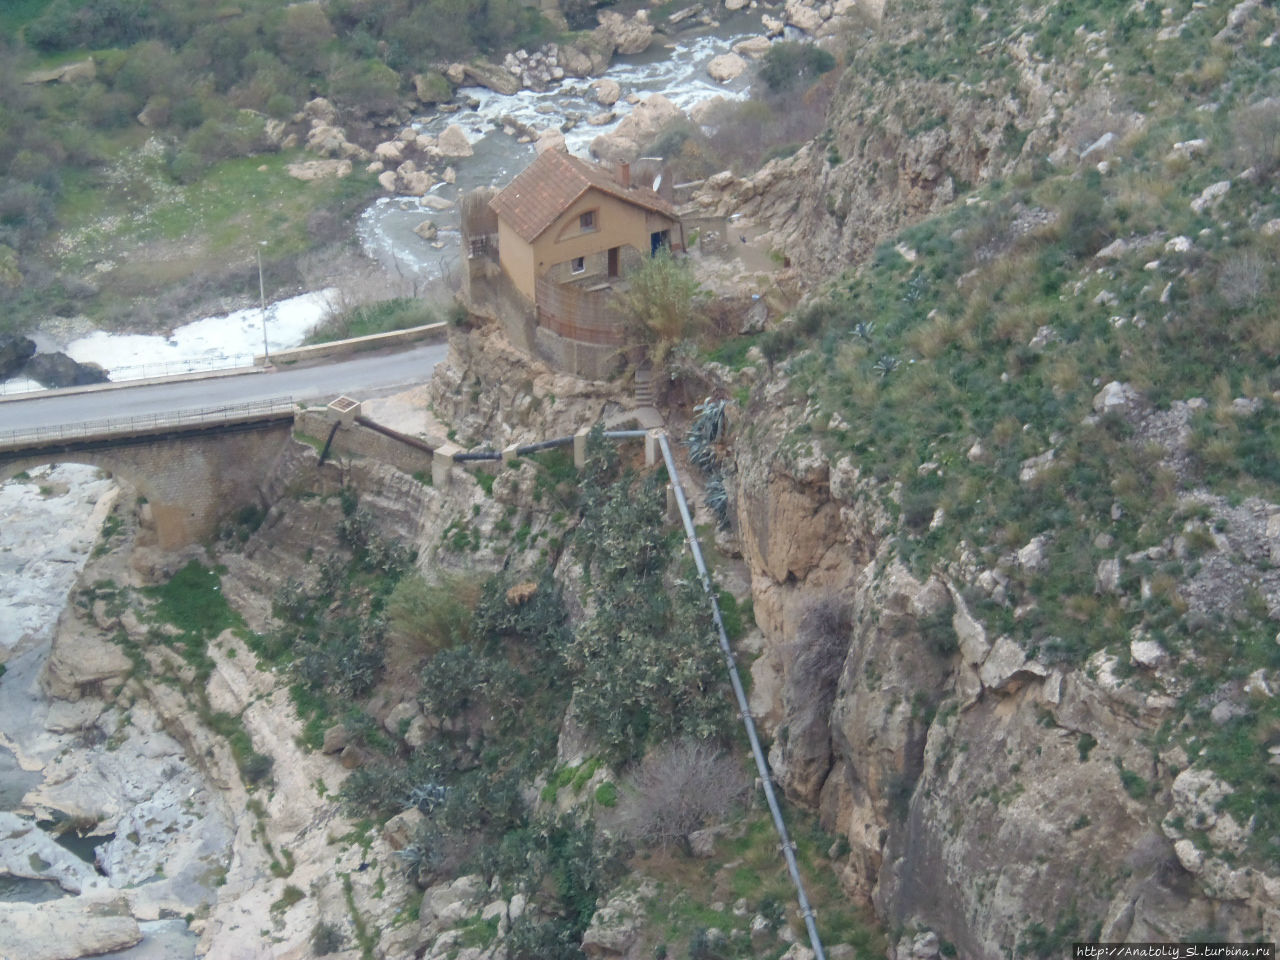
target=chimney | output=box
[617,160,631,189]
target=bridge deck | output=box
[0,397,295,456]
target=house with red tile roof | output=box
[461,148,680,376]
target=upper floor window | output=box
[579,210,596,232]
[571,256,586,273]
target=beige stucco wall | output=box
[498,218,539,301]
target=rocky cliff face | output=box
[695,1,1150,282]
[426,325,633,447]
[728,393,1280,954]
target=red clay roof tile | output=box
[489,150,675,243]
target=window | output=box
[579,210,596,232]
[571,256,585,273]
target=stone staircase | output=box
[634,367,654,407]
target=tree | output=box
[617,247,704,360]
[759,41,836,94]
[326,55,400,116]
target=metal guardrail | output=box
[0,397,295,451]
[0,354,257,397]
[104,354,257,383]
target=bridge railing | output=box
[0,397,295,451]
[0,354,258,397]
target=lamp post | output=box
[257,243,269,366]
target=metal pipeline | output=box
[657,432,828,960]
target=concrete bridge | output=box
[0,399,296,550]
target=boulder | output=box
[286,159,352,181]
[400,170,434,196]
[377,170,399,192]
[413,70,453,104]
[1130,638,1168,669]
[23,352,109,389]
[374,140,404,163]
[581,887,647,958]
[784,0,824,33]
[436,124,474,158]
[414,220,439,241]
[560,41,610,77]
[383,808,424,851]
[0,813,103,895]
[385,701,420,737]
[304,97,338,123]
[0,335,36,380]
[707,53,748,83]
[595,11,655,56]
[321,724,349,754]
[405,715,431,749]
[592,78,621,106]
[1190,180,1231,214]
[23,59,96,84]
[590,93,683,163]
[536,128,567,154]
[305,122,348,156]
[425,874,485,925]
[0,893,141,960]
[733,36,774,58]
[726,0,750,9]
[1092,380,1143,417]
[461,60,521,96]
[978,635,1045,691]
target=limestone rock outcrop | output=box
[0,893,142,960]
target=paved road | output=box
[0,342,450,434]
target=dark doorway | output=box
[608,246,620,278]
[650,230,669,255]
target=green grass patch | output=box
[270,884,305,912]
[594,781,617,807]
[457,913,500,949]
[144,560,239,644]
[474,468,497,497]
[706,335,760,370]
[304,298,438,345]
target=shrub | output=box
[759,41,837,94]
[617,248,705,360]
[607,739,749,853]
[326,56,400,116]
[1229,97,1280,175]
[311,922,345,955]
[387,571,483,656]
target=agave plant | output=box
[853,320,875,343]
[903,272,927,304]
[406,781,448,813]
[685,398,728,475]
[874,354,900,378]
[705,475,731,530]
